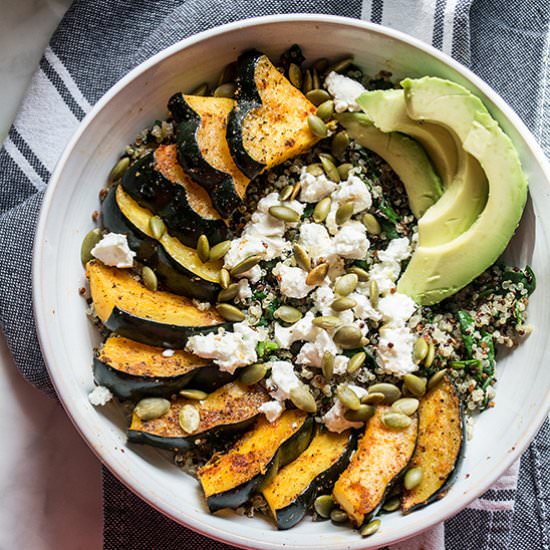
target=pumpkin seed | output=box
[217,283,240,302]
[367,383,401,404]
[424,340,436,368]
[293,243,311,271]
[333,325,363,349]
[219,268,230,289]
[331,130,350,160]
[302,69,313,93]
[330,509,348,523]
[428,369,447,390]
[306,88,331,106]
[328,56,353,74]
[348,265,369,281]
[216,303,245,322]
[362,213,382,235]
[344,404,375,422]
[361,391,386,405]
[230,254,262,276]
[391,397,419,416]
[319,153,340,182]
[381,411,413,430]
[217,62,237,86]
[274,305,303,324]
[361,519,381,537]
[336,384,361,411]
[179,389,208,400]
[313,315,342,330]
[289,385,317,413]
[314,494,334,519]
[314,57,329,72]
[322,352,334,380]
[337,163,353,180]
[305,263,329,286]
[191,82,209,96]
[331,296,357,311]
[109,156,130,182]
[196,234,210,263]
[81,228,103,265]
[209,240,231,262]
[288,63,303,88]
[403,374,427,398]
[279,185,293,201]
[239,363,268,385]
[334,273,358,296]
[313,196,332,223]
[369,279,379,307]
[413,337,429,364]
[290,181,301,201]
[312,67,321,90]
[149,216,166,239]
[382,496,401,512]
[347,351,366,374]
[134,398,170,421]
[213,82,236,98]
[307,114,328,138]
[306,163,324,176]
[335,202,354,225]
[178,404,200,434]
[404,466,424,490]
[268,205,300,222]
[316,100,335,121]
[142,266,158,291]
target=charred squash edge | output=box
[102,185,221,302]
[168,93,243,218]
[263,428,357,530]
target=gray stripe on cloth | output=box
[450,0,473,65]
[7,127,50,183]
[432,0,447,49]
[0,149,40,215]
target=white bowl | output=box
[33,15,550,549]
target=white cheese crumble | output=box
[377,325,418,376]
[296,330,339,367]
[378,292,417,325]
[88,385,113,406]
[236,279,252,301]
[322,384,369,433]
[368,237,412,294]
[298,167,337,202]
[299,223,333,261]
[91,232,135,268]
[333,355,350,375]
[259,400,285,423]
[266,361,301,401]
[324,71,366,113]
[274,311,317,348]
[185,322,262,373]
[273,262,314,299]
[162,349,175,357]
[332,221,370,259]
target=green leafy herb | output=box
[456,310,475,358]
[256,340,280,359]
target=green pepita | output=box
[81,228,103,265]
[328,56,353,74]
[331,296,357,311]
[391,397,419,416]
[213,82,236,98]
[312,67,321,90]
[331,130,350,160]
[230,254,262,276]
[335,202,354,225]
[403,374,427,398]
[217,283,240,302]
[134,397,170,421]
[288,63,303,89]
[348,265,369,281]
[314,494,334,519]
[367,383,401,404]
[289,385,317,413]
[219,268,230,289]
[290,182,301,201]
[274,305,303,324]
[314,57,329,72]
[293,243,311,271]
[424,340,436,368]
[196,234,210,263]
[149,216,166,240]
[369,279,379,307]
[413,337,429,364]
[305,262,329,286]
[142,266,158,291]
[336,384,361,411]
[334,273,358,296]
[404,466,424,490]
[316,100,335,122]
[344,404,375,422]
[190,82,209,96]
[360,519,381,537]
[382,496,401,512]
[427,369,447,390]
[337,163,353,180]
[362,213,382,235]
[215,303,245,322]
[302,69,313,94]
[333,325,363,349]
[361,391,386,405]
[306,88,331,106]
[347,351,366,374]
[268,205,300,222]
[313,316,342,330]
[307,114,328,138]
[381,411,413,430]
[322,352,335,380]
[239,363,268,386]
[279,185,293,201]
[178,404,200,434]
[306,163,324,176]
[109,156,130,182]
[179,389,208,400]
[313,196,332,223]
[209,240,231,262]
[330,509,348,523]
[319,153,340,182]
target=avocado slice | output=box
[336,112,443,218]
[397,77,528,305]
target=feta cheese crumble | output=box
[332,221,370,259]
[91,232,135,268]
[298,167,337,202]
[259,400,285,423]
[377,325,418,376]
[88,385,113,406]
[162,349,175,357]
[324,71,366,113]
[266,361,302,401]
[273,262,314,299]
[323,385,368,433]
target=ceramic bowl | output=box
[33,15,550,549]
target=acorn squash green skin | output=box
[168,93,242,218]
[206,416,315,513]
[120,152,227,247]
[274,431,357,530]
[226,50,267,179]
[101,186,221,302]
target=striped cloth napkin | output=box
[0,1,548,548]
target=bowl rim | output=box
[33,13,550,549]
